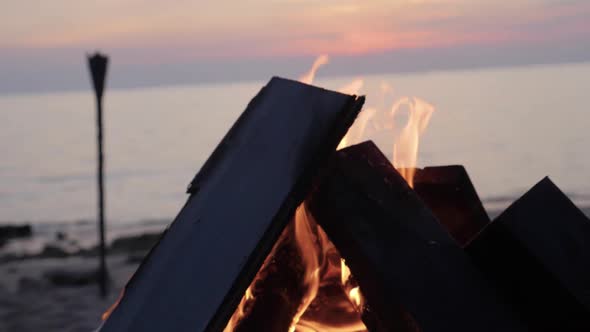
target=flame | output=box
[224,202,367,332]
[289,204,321,331]
[340,259,351,286]
[224,55,437,331]
[348,287,362,308]
[338,78,364,95]
[337,107,376,150]
[223,285,255,332]
[299,55,329,85]
[337,79,372,150]
[326,58,435,186]
[101,289,125,321]
[340,259,364,310]
[293,206,367,331]
[391,97,434,187]
[223,214,293,332]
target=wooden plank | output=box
[413,166,490,246]
[466,177,590,330]
[308,141,525,332]
[100,77,364,332]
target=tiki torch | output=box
[88,52,109,297]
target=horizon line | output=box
[1,58,589,97]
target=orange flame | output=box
[391,97,434,187]
[336,79,376,151]
[293,205,367,331]
[289,204,321,331]
[101,289,125,321]
[340,259,364,310]
[348,287,362,308]
[223,214,293,332]
[299,55,329,85]
[223,286,255,332]
[337,107,375,150]
[338,78,364,95]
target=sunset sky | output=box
[2,0,590,93]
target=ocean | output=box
[1,62,589,253]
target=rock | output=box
[0,224,32,245]
[110,232,161,253]
[78,246,99,257]
[0,253,22,264]
[55,231,67,241]
[126,251,147,265]
[38,245,69,259]
[43,267,101,287]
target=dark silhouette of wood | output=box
[100,77,364,332]
[412,166,490,246]
[88,52,109,298]
[466,177,590,330]
[308,141,525,332]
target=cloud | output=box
[1,0,589,93]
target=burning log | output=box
[308,141,525,332]
[412,166,490,246]
[466,177,590,330]
[228,204,370,332]
[100,77,364,332]
[232,229,303,332]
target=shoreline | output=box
[0,231,163,265]
[0,219,170,260]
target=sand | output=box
[0,254,139,332]
[1,207,587,331]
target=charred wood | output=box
[412,165,490,246]
[308,141,525,332]
[466,177,590,330]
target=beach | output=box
[1,63,590,330]
[0,230,161,332]
[2,206,590,331]
[0,255,133,332]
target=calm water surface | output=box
[1,62,589,230]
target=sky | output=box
[1,0,590,93]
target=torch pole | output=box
[96,92,107,298]
[88,53,109,298]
